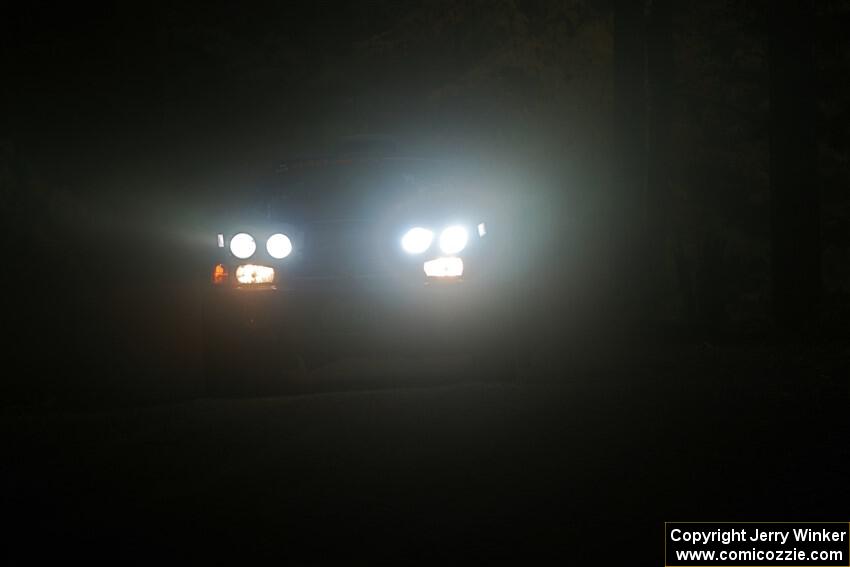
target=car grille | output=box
[292,220,394,281]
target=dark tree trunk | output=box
[612,0,648,317]
[769,0,820,334]
[646,0,674,315]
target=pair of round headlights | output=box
[230,233,292,260]
[230,226,468,259]
[401,225,468,255]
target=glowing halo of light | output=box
[439,225,468,254]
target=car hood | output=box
[266,157,488,226]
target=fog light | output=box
[423,257,463,278]
[235,264,275,285]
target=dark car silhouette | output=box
[202,139,520,395]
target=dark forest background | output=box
[2,1,849,406]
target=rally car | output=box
[202,140,519,395]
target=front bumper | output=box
[203,278,512,355]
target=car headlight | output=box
[266,233,293,259]
[401,227,434,254]
[230,233,256,259]
[235,264,275,285]
[424,256,464,278]
[439,225,468,254]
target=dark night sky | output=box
[4,2,611,192]
[6,4,351,187]
[5,4,424,193]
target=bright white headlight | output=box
[401,227,434,254]
[439,225,468,254]
[266,233,293,259]
[230,233,256,259]
[424,256,464,278]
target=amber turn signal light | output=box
[212,263,229,285]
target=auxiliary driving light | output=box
[424,257,464,278]
[401,227,434,254]
[439,225,468,254]
[235,264,275,285]
[266,233,293,259]
[230,233,256,259]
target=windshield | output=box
[268,157,469,219]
